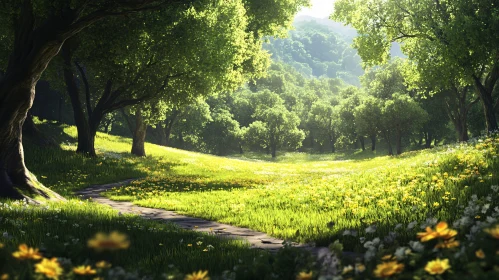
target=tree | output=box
[0,0,309,198]
[203,109,241,156]
[333,0,499,132]
[354,96,381,151]
[336,87,363,150]
[380,93,428,155]
[308,100,338,153]
[246,105,305,158]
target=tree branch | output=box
[74,61,92,119]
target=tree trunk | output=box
[131,108,147,157]
[62,43,97,156]
[239,144,244,154]
[425,132,433,149]
[396,130,402,155]
[359,137,365,151]
[179,131,184,149]
[370,135,376,151]
[330,134,336,153]
[156,124,167,146]
[0,3,66,198]
[473,75,499,133]
[271,144,277,158]
[58,96,63,123]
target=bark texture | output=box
[131,108,147,157]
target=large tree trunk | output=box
[473,74,499,133]
[0,2,67,198]
[131,108,147,157]
[370,135,376,151]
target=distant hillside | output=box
[264,18,364,85]
[263,16,405,86]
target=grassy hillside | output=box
[9,122,499,279]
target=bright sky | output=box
[297,0,336,19]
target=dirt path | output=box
[76,179,320,254]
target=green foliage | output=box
[263,20,364,85]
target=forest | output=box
[0,0,499,279]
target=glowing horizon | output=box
[297,0,336,19]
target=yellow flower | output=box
[73,265,97,275]
[381,255,393,261]
[1,274,8,280]
[356,263,366,273]
[0,243,4,249]
[342,265,354,274]
[476,249,485,259]
[12,244,43,260]
[87,231,130,251]
[185,270,209,280]
[435,238,460,249]
[417,227,439,242]
[95,260,112,269]
[484,225,499,239]
[425,258,450,275]
[35,258,63,279]
[417,222,457,242]
[373,261,404,278]
[296,271,313,280]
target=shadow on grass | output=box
[23,124,186,196]
[0,200,265,277]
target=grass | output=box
[102,135,499,249]
[0,200,263,278]
[3,122,499,279]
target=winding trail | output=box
[76,179,322,254]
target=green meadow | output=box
[1,122,496,279]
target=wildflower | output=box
[185,270,209,280]
[296,271,313,280]
[12,244,42,260]
[35,258,63,279]
[476,249,485,259]
[73,265,97,275]
[484,225,499,239]
[417,222,457,242]
[425,258,450,275]
[381,255,393,261]
[342,265,353,274]
[355,263,366,273]
[95,260,111,269]
[0,274,8,280]
[87,231,130,251]
[435,238,460,249]
[0,243,3,249]
[373,261,404,278]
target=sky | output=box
[296,0,336,19]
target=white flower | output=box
[364,248,376,262]
[394,246,409,260]
[365,225,377,233]
[407,221,417,229]
[409,241,424,253]
[343,230,351,236]
[491,185,499,192]
[359,237,366,244]
[394,224,403,230]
